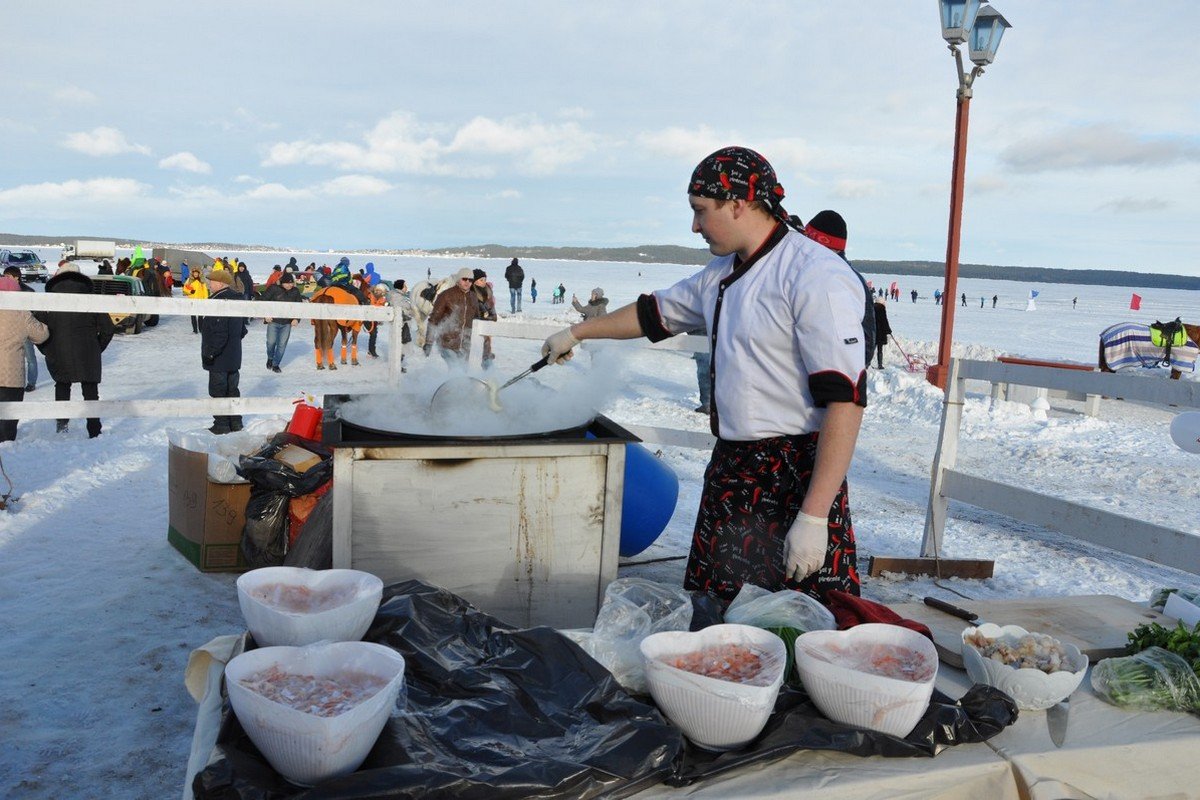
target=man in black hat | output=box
[260,270,303,372]
[540,146,870,605]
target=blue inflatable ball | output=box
[618,441,679,557]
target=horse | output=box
[310,285,364,368]
[1098,321,1200,380]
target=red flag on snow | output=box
[1130,293,1142,310]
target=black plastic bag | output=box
[240,492,290,569]
[281,490,333,570]
[195,581,684,800]
[236,433,333,569]
[666,680,1018,786]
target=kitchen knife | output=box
[923,596,982,624]
[1047,699,1069,747]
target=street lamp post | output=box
[926,1,1011,389]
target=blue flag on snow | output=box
[1029,290,1040,299]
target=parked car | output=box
[91,274,148,334]
[0,249,49,283]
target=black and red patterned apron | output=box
[682,432,859,604]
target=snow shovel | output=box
[891,335,930,373]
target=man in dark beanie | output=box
[260,270,303,372]
[804,210,849,260]
[503,258,524,314]
[540,145,869,605]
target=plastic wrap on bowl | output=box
[225,641,406,786]
[640,624,786,751]
[794,624,938,738]
[237,567,383,647]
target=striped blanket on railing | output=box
[1100,322,1199,372]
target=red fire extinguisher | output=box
[287,394,323,441]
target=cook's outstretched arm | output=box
[543,302,643,363]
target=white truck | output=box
[61,239,117,262]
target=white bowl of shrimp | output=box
[640,624,786,751]
[794,624,938,738]
[237,567,383,648]
[225,641,406,786]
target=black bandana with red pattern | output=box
[688,146,789,222]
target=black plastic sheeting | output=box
[668,683,1017,786]
[195,582,1019,799]
[194,581,684,800]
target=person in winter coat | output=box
[503,257,525,314]
[235,262,256,300]
[872,297,892,369]
[183,268,208,333]
[389,279,413,372]
[260,271,303,372]
[530,278,538,304]
[200,270,248,434]
[572,287,609,320]
[427,268,477,362]
[472,269,498,367]
[34,270,116,437]
[366,284,388,358]
[3,266,39,391]
[0,276,49,441]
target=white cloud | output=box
[489,189,522,200]
[262,111,599,176]
[638,126,730,161]
[1096,197,1170,213]
[319,175,393,196]
[1000,124,1200,173]
[558,107,593,120]
[62,127,151,157]
[832,179,880,199]
[233,174,261,184]
[243,182,313,201]
[158,151,212,174]
[0,177,150,206]
[53,85,98,105]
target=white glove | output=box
[784,512,828,582]
[542,328,580,365]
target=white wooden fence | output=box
[923,358,1200,574]
[0,292,399,421]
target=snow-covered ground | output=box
[1,247,1198,798]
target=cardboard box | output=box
[167,442,252,572]
[273,443,323,474]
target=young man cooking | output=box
[541,146,869,604]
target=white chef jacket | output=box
[645,225,867,441]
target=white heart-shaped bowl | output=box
[794,623,938,738]
[640,624,786,751]
[960,623,1088,711]
[225,641,406,786]
[237,567,383,647]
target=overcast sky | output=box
[4,2,1199,276]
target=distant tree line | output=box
[4,233,1196,290]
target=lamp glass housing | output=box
[938,0,982,45]
[968,7,1011,65]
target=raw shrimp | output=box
[251,583,359,614]
[239,666,387,717]
[666,644,770,686]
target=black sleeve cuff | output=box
[809,370,868,408]
[636,293,672,343]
